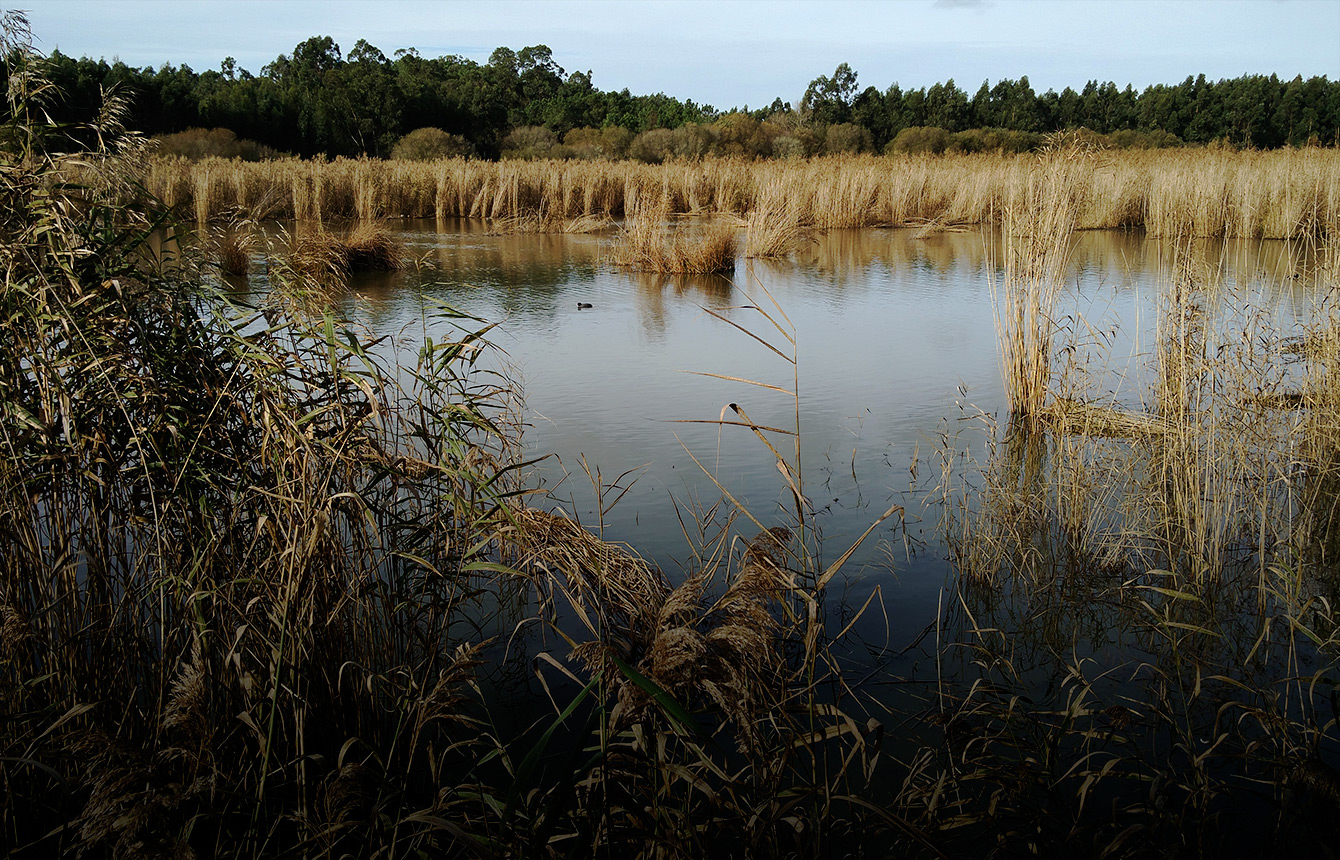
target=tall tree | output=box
[802,62,858,125]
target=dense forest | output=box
[18,35,1340,159]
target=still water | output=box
[219,220,1323,672]
[279,222,1318,661]
[211,221,1336,845]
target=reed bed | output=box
[745,176,808,258]
[610,192,738,273]
[141,148,1340,241]
[1,55,520,859]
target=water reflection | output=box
[199,220,1328,591]
[180,219,1340,849]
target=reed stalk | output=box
[990,144,1085,417]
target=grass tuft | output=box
[610,194,737,273]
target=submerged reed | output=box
[610,192,738,273]
[212,221,254,276]
[930,199,1340,853]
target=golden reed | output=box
[145,148,1340,240]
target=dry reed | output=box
[990,144,1085,417]
[288,221,403,287]
[745,177,807,258]
[924,223,1340,854]
[610,193,738,274]
[141,149,1340,243]
[212,222,254,276]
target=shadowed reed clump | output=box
[343,220,403,270]
[0,21,524,857]
[292,221,404,280]
[212,221,255,276]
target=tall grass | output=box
[142,148,1340,241]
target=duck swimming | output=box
[577,302,593,309]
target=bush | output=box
[886,126,952,155]
[391,127,475,160]
[627,124,718,164]
[562,126,634,159]
[771,135,807,159]
[771,125,820,159]
[823,122,873,155]
[500,125,558,160]
[628,127,677,164]
[1108,128,1182,149]
[153,127,279,161]
[949,127,1041,154]
[713,112,782,159]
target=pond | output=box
[227,220,1325,631]
[215,219,1338,848]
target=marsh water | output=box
[228,221,1326,672]
[210,220,1340,844]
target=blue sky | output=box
[21,0,1340,110]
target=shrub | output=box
[771,135,807,159]
[152,127,278,161]
[500,125,559,160]
[887,126,952,155]
[628,127,678,164]
[562,126,634,159]
[627,124,718,164]
[823,122,873,155]
[672,122,717,159]
[949,127,1041,154]
[391,127,475,160]
[1108,128,1182,149]
[713,112,781,159]
[771,125,820,159]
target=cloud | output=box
[933,0,990,9]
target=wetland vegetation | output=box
[6,12,1340,859]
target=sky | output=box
[20,0,1340,110]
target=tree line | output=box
[13,37,1340,160]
